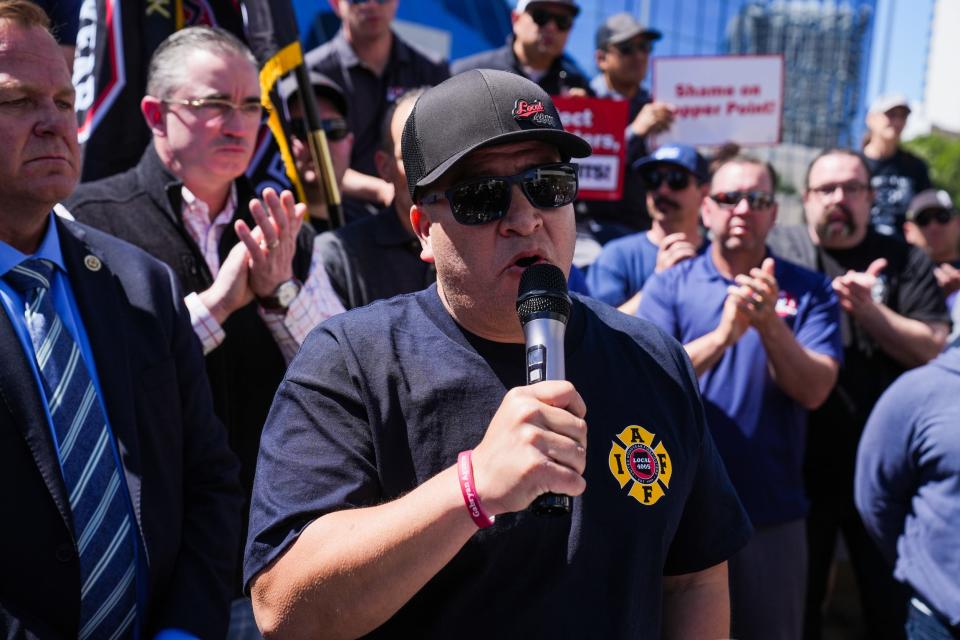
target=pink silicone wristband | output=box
[457,450,495,529]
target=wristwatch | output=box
[258,278,302,314]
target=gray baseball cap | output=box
[596,13,662,49]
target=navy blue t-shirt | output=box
[639,251,843,527]
[245,285,750,637]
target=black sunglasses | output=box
[710,191,776,209]
[529,8,574,31]
[914,208,954,227]
[289,117,350,143]
[420,162,579,226]
[613,40,653,56]
[639,168,693,191]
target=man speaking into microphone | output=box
[244,69,751,638]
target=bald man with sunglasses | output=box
[639,155,843,640]
[452,0,591,97]
[246,69,750,638]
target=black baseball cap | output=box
[596,13,662,50]
[278,71,348,118]
[401,69,592,200]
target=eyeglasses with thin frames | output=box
[808,181,869,199]
[162,97,267,122]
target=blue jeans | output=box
[906,598,959,640]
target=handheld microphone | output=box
[516,263,572,516]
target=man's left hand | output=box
[235,188,306,298]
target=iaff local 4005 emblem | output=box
[608,426,672,505]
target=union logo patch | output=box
[608,425,672,506]
[512,98,557,128]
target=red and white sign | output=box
[651,55,784,147]
[552,96,628,201]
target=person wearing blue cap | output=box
[586,143,710,313]
[640,154,843,640]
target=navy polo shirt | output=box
[306,30,450,177]
[245,286,751,636]
[639,250,842,527]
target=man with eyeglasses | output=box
[766,148,949,640]
[245,69,750,637]
[587,144,709,314]
[64,25,346,633]
[639,155,842,640]
[452,0,591,97]
[306,0,449,213]
[579,13,675,234]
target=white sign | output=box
[651,55,783,147]
[578,156,620,191]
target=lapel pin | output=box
[84,255,102,272]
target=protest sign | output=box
[651,55,783,146]
[553,96,628,201]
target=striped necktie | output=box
[5,258,137,639]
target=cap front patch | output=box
[513,98,556,128]
[609,425,672,506]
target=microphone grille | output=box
[517,263,571,323]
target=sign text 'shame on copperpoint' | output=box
[651,54,784,147]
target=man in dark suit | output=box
[0,2,242,637]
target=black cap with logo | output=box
[401,69,592,201]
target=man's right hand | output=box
[631,101,675,137]
[197,241,254,325]
[470,382,588,516]
[655,232,699,273]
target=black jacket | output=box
[64,145,314,505]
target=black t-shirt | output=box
[866,148,931,239]
[245,286,751,637]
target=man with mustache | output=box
[245,69,751,638]
[63,26,345,630]
[587,144,708,314]
[767,148,949,640]
[639,155,842,640]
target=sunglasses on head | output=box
[639,168,693,191]
[420,162,579,226]
[710,190,776,209]
[289,117,350,143]
[914,208,954,227]
[613,39,653,56]
[529,8,574,31]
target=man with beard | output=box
[587,144,709,314]
[767,148,949,640]
[452,0,590,96]
[639,156,841,640]
[245,69,751,637]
